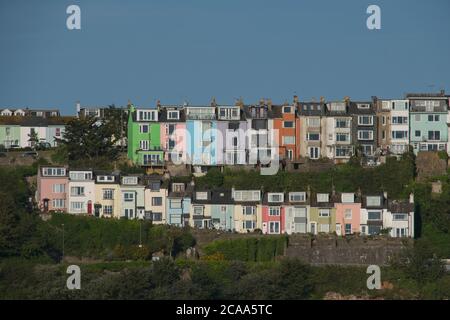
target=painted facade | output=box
[67,170,95,215]
[143,176,167,223]
[127,105,163,167]
[93,173,121,218]
[262,192,286,234]
[309,193,337,234]
[166,182,192,227]
[36,166,68,212]
[334,193,361,236]
[232,189,261,233]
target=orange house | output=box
[271,99,297,162]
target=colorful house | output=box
[209,189,235,231]
[350,101,377,158]
[93,172,121,218]
[325,101,353,163]
[159,105,186,163]
[334,192,361,236]
[190,190,213,228]
[309,192,337,234]
[272,102,297,162]
[0,124,20,148]
[185,105,218,168]
[297,100,327,160]
[262,192,286,234]
[143,175,167,223]
[360,194,388,235]
[127,104,163,167]
[120,175,145,219]
[36,165,68,212]
[284,192,309,234]
[68,170,95,215]
[386,194,415,238]
[166,182,192,227]
[232,189,261,233]
[216,104,248,165]
[408,92,449,154]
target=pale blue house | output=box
[408,92,449,154]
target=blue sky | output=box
[0,0,449,115]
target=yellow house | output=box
[231,189,262,233]
[94,172,121,218]
[143,176,168,224]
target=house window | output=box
[308,147,319,159]
[344,209,352,219]
[70,186,85,196]
[70,202,84,211]
[243,206,255,215]
[289,192,306,202]
[345,223,352,234]
[368,211,381,220]
[196,192,208,200]
[393,213,407,221]
[138,110,156,121]
[428,131,440,141]
[167,111,179,120]
[395,228,407,237]
[366,196,381,206]
[69,171,92,180]
[193,206,203,215]
[307,133,320,141]
[358,116,373,125]
[123,192,134,202]
[139,140,149,150]
[269,221,280,234]
[307,118,320,127]
[269,207,280,216]
[52,184,65,193]
[415,130,421,137]
[392,117,408,124]
[103,205,113,215]
[268,193,284,202]
[244,221,255,229]
[368,225,381,235]
[362,145,373,155]
[122,177,138,185]
[317,193,329,203]
[319,209,330,217]
[124,208,134,218]
[139,125,149,133]
[55,128,61,137]
[392,131,408,139]
[336,133,350,142]
[428,115,440,122]
[152,197,162,206]
[319,224,330,233]
[103,189,114,200]
[97,175,114,182]
[52,199,65,208]
[283,121,294,128]
[335,119,349,128]
[283,106,292,113]
[151,212,163,221]
[282,136,295,145]
[358,130,373,140]
[335,146,352,157]
[170,199,182,209]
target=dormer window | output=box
[317,193,329,203]
[168,111,179,120]
[289,192,306,202]
[122,176,138,185]
[137,110,157,121]
[283,106,293,113]
[97,175,115,182]
[69,171,92,180]
[366,196,381,207]
[341,193,354,203]
[42,167,66,177]
[218,107,240,120]
[357,103,370,109]
[268,193,284,203]
[172,183,185,193]
[196,192,208,200]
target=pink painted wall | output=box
[334,203,361,235]
[38,177,68,211]
[160,123,186,161]
[262,206,285,234]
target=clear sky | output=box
[0,0,449,115]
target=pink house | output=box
[262,192,286,234]
[334,193,361,236]
[159,106,186,163]
[36,166,68,212]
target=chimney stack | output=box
[293,95,299,105]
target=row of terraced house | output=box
[126,91,450,170]
[36,165,415,238]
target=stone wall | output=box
[285,234,412,266]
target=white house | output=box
[68,170,95,215]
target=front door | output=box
[87,201,92,215]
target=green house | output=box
[127,104,163,167]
